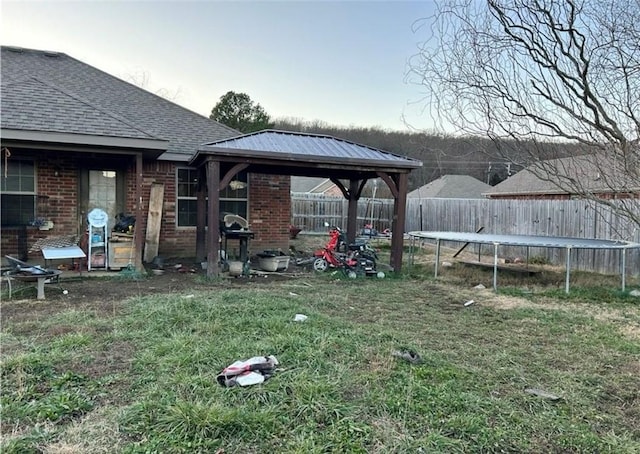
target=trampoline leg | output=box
[409,235,415,267]
[621,248,626,292]
[565,247,572,294]
[434,239,441,278]
[493,243,499,292]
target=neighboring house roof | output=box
[484,153,640,197]
[407,175,492,199]
[197,129,422,170]
[290,176,338,194]
[1,46,239,159]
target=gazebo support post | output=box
[206,159,220,277]
[390,173,408,272]
[195,167,207,263]
[346,179,360,244]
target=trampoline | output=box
[408,231,640,293]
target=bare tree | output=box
[408,0,640,228]
[122,70,183,102]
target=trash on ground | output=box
[216,355,279,387]
[464,300,475,307]
[183,294,195,299]
[392,350,422,364]
[630,289,640,297]
[293,313,308,322]
[473,284,486,290]
[289,292,299,296]
[524,388,561,400]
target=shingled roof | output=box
[484,153,640,197]
[407,175,491,199]
[1,46,238,159]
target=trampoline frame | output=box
[408,231,640,293]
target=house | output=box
[483,153,640,199]
[407,175,491,199]
[290,177,341,196]
[1,46,421,273]
[0,46,287,265]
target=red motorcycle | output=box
[312,226,382,278]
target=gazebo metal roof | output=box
[190,129,421,177]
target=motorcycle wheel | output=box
[313,258,329,272]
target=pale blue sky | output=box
[1,1,436,131]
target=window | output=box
[176,168,248,227]
[1,159,36,226]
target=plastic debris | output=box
[524,388,561,400]
[473,284,486,290]
[293,314,308,322]
[216,355,279,387]
[464,300,475,307]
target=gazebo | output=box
[188,130,422,276]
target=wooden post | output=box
[206,160,220,277]
[143,183,164,263]
[346,179,360,244]
[195,167,206,262]
[390,173,408,272]
[134,153,144,271]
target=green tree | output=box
[210,91,273,133]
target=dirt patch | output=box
[1,261,315,324]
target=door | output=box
[89,170,118,231]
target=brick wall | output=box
[1,155,79,261]
[248,173,291,253]
[1,150,292,262]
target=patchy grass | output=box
[1,271,639,453]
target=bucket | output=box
[228,261,244,277]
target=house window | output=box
[1,159,36,226]
[176,168,248,227]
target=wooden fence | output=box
[291,193,640,276]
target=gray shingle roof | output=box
[291,176,334,193]
[484,153,640,197]
[2,78,157,139]
[407,175,491,199]
[1,46,239,157]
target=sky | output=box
[1,0,438,132]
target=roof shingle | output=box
[1,46,239,157]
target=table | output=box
[42,245,86,272]
[221,230,254,262]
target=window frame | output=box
[175,167,249,228]
[0,158,37,227]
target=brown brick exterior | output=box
[1,149,291,263]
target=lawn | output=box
[2,264,639,453]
